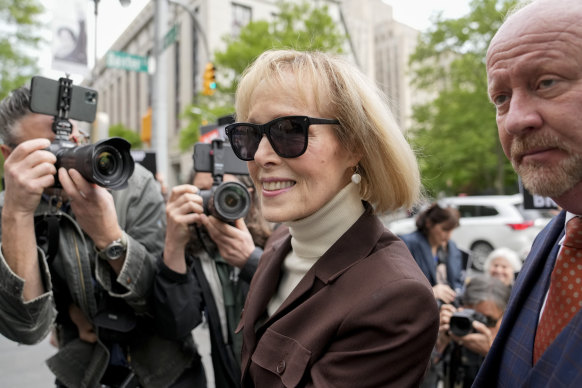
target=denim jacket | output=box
[0,164,194,387]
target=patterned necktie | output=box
[534,216,582,364]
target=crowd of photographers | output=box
[0,74,518,388]
[0,74,526,388]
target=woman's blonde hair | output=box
[234,49,420,213]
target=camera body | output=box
[449,309,488,337]
[29,76,134,190]
[193,138,250,222]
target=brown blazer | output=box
[238,204,439,387]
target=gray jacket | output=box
[0,164,194,388]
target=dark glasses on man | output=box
[224,116,340,161]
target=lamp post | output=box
[166,0,210,61]
[152,0,209,185]
[92,0,132,67]
[152,0,169,183]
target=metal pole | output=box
[93,0,99,67]
[167,0,210,62]
[152,0,168,182]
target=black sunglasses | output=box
[224,116,340,161]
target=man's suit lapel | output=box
[484,211,565,385]
[506,212,565,330]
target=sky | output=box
[39,0,149,80]
[37,0,471,80]
[382,0,471,30]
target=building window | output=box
[232,3,252,37]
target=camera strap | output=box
[34,208,73,325]
[34,215,61,265]
[45,215,61,265]
[35,195,68,265]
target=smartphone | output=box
[29,76,98,123]
[193,142,249,175]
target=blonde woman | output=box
[226,49,439,387]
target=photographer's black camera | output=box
[47,136,134,190]
[30,76,134,190]
[193,138,250,222]
[449,309,488,337]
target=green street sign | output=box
[163,23,180,51]
[106,51,149,72]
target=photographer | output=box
[435,275,510,388]
[153,166,272,388]
[0,85,203,387]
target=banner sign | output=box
[51,0,89,76]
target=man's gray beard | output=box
[514,154,582,197]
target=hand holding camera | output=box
[202,216,256,268]
[57,167,122,252]
[164,181,254,272]
[191,138,256,267]
[165,184,206,257]
[438,304,494,357]
[2,137,57,216]
[29,76,134,190]
[193,138,250,223]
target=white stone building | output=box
[88,0,422,186]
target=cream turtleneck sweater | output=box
[267,182,365,316]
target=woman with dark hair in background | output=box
[400,203,465,304]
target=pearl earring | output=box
[351,166,361,185]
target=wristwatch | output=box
[96,233,128,261]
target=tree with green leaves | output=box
[215,1,345,93]
[179,1,346,151]
[0,0,44,100]
[178,99,235,151]
[109,123,143,149]
[408,0,518,197]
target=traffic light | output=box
[141,107,152,145]
[202,62,216,96]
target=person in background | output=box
[154,170,272,388]
[436,275,510,387]
[474,0,582,385]
[400,203,465,304]
[483,247,521,287]
[226,49,439,387]
[0,85,204,387]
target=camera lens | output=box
[450,316,473,337]
[96,151,117,176]
[210,181,251,222]
[223,191,240,209]
[89,138,134,189]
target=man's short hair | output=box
[0,86,32,144]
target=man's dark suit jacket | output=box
[237,204,439,387]
[474,210,582,386]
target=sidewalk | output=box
[0,323,213,387]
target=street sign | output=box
[163,23,180,51]
[106,51,149,72]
